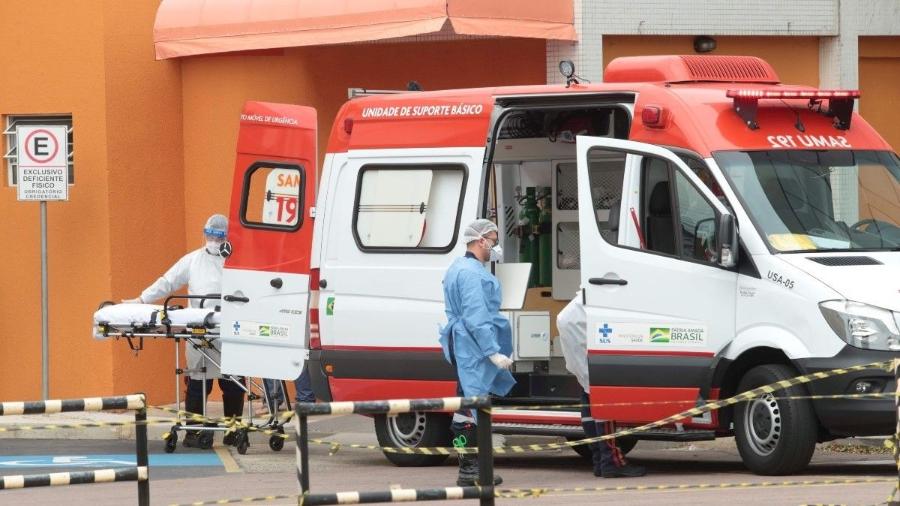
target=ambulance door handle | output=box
[224,295,250,303]
[270,278,283,289]
[589,277,628,286]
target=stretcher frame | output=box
[94,294,293,454]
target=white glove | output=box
[121,297,143,304]
[489,353,514,370]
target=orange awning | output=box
[153,0,576,60]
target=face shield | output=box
[204,214,229,255]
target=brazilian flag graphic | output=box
[649,327,670,343]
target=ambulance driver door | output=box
[220,101,316,380]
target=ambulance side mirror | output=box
[717,213,738,269]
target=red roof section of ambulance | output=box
[326,83,893,156]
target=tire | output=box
[236,430,250,455]
[734,364,817,475]
[568,435,637,460]
[269,427,285,451]
[374,412,451,466]
[164,430,178,454]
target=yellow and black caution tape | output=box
[150,405,294,441]
[165,478,895,506]
[295,360,895,455]
[494,391,899,412]
[497,477,895,499]
[0,418,173,433]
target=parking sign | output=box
[16,125,69,201]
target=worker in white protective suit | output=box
[557,293,646,478]
[439,218,513,487]
[123,214,244,448]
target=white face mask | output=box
[489,245,503,263]
[206,241,222,256]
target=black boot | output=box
[588,421,645,478]
[183,386,205,447]
[222,385,245,446]
[451,422,502,487]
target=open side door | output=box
[220,102,317,380]
[575,137,737,425]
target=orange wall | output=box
[0,0,112,402]
[102,0,185,403]
[0,0,182,403]
[603,36,820,86]
[179,38,548,246]
[859,37,900,151]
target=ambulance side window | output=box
[582,154,627,246]
[353,164,467,252]
[640,157,718,264]
[240,162,304,231]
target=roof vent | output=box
[604,55,780,84]
[807,256,882,266]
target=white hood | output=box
[780,252,900,312]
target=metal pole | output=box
[40,200,49,400]
[476,406,495,506]
[892,359,900,506]
[295,404,310,496]
[134,395,150,506]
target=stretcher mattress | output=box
[93,303,220,339]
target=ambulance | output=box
[218,55,900,475]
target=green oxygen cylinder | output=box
[517,190,531,265]
[524,187,540,287]
[538,187,552,287]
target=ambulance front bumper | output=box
[795,346,898,437]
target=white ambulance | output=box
[219,55,900,475]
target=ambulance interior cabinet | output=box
[502,310,551,361]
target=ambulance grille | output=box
[807,256,882,266]
[679,55,778,82]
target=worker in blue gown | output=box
[439,218,515,486]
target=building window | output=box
[3,115,74,186]
[240,161,304,231]
[353,164,467,252]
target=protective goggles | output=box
[203,227,227,239]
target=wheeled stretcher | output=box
[92,294,292,454]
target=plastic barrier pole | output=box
[476,406,494,506]
[134,397,150,506]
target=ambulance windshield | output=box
[714,150,900,252]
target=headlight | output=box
[819,300,900,351]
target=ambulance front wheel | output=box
[734,364,817,475]
[374,412,451,466]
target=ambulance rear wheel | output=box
[734,364,817,475]
[374,412,451,467]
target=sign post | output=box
[16,125,69,400]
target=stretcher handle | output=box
[163,293,223,309]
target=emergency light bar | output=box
[726,88,860,131]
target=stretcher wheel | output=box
[198,431,214,450]
[269,428,285,451]
[164,431,178,453]
[236,429,250,455]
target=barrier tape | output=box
[496,477,895,499]
[165,478,894,506]
[1,391,891,438]
[0,394,146,416]
[149,407,291,442]
[0,418,173,433]
[312,360,894,455]
[0,466,148,489]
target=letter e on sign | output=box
[16,125,69,201]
